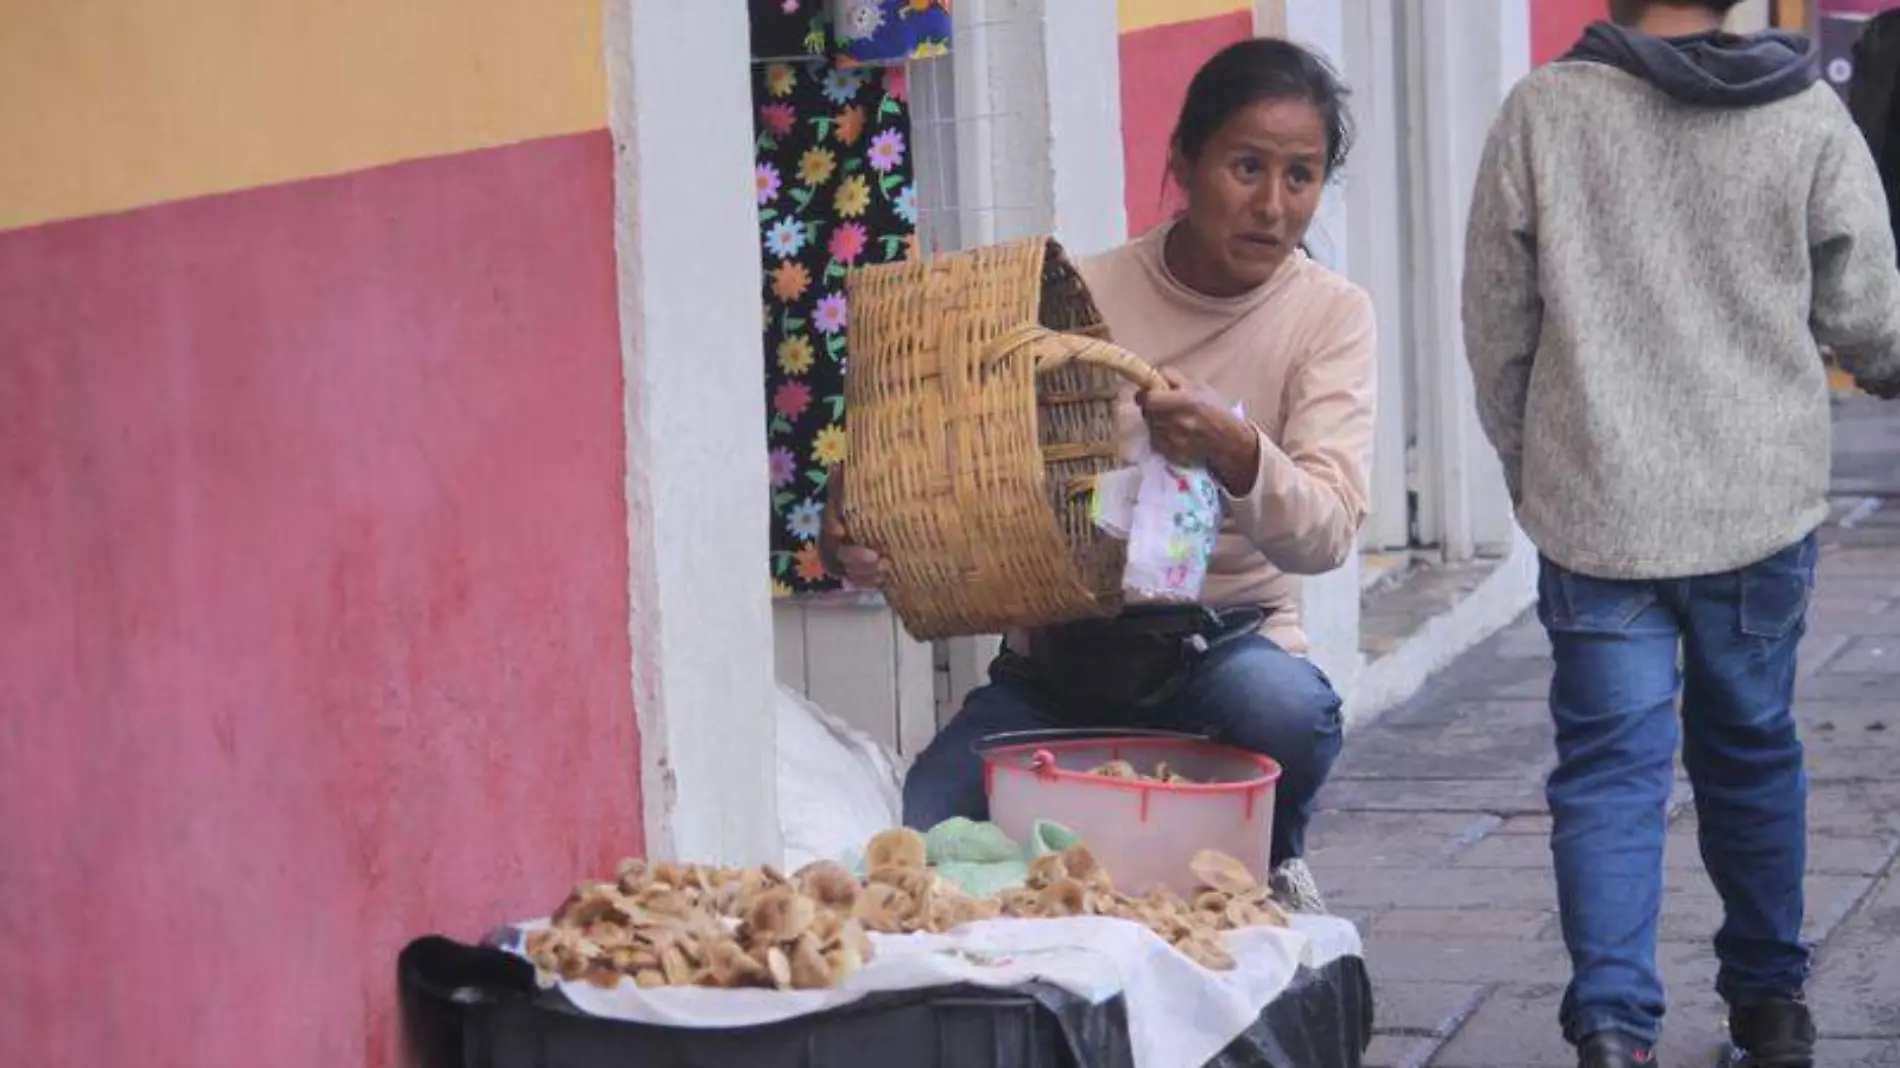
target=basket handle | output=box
[988,325,1165,392]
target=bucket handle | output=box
[985,325,1165,392]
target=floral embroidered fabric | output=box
[754,62,919,596]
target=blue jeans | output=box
[901,634,1344,867]
[1539,534,1817,1046]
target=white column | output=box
[1341,0,1412,554]
[1041,0,1128,255]
[608,0,781,865]
[1285,0,1366,697]
[1404,0,1525,562]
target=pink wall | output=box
[0,131,641,1068]
[1532,0,1605,65]
[1120,11,1257,237]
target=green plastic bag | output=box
[921,817,1081,898]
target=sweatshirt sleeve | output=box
[1221,285,1376,576]
[1810,116,1900,387]
[1461,97,1542,502]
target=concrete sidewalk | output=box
[1315,396,1900,1068]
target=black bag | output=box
[1021,604,1266,713]
[1850,11,1900,261]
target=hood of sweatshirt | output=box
[1563,21,1817,108]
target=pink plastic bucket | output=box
[980,731,1281,896]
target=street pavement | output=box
[1315,396,1900,1067]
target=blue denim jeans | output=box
[1539,534,1817,1047]
[901,634,1344,867]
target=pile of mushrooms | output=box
[523,828,1287,990]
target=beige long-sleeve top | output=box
[1070,227,1378,654]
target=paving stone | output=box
[1369,979,1488,1037]
[1450,832,1550,869]
[1306,811,1493,869]
[1380,695,1550,731]
[1804,593,1896,614]
[1491,815,1553,836]
[1802,708,1900,761]
[1808,1039,1900,1066]
[1329,867,1559,911]
[1332,718,1555,782]
[1427,982,1574,1067]
[1318,777,1548,816]
[1489,623,1551,661]
[1432,944,1733,1068]
[1824,636,1900,674]
[1816,548,1900,574]
[1801,699,1900,734]
[1807,780,1900,839]
[1363,1033,1438,1068]
[1493,675,1550,698]
[1805,605,1900,637]
[1654,874,1875,945]
[1795,671,1900,701]
[1364,936,1572,985]
[1666,817,1898,877]
[1810,574,1900,600]
[1798,632,1853,675]
[1808,877,1900,1037]
[1370,908,1554,940]
[1799,708,1900,782]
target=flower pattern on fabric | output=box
[751,0,953,65]
[755,61,917,595]
[830,0,952,66]
[750,0,830,61]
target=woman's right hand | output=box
[820,469,892,589]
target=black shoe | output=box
[1578,1030,1657,1067]
[1728,997,1816,1068]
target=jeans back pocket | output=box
[1537,556,1661,634]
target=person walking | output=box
[1462,2,1900,1066]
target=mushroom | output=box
[864,828,928,871]
[1189,850,1260,896]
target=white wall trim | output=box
[609,0,782,866]
[1041,0,1128,256]
[1345,0,1414,553]
[1399,1,1529,562]
[1284,0,1366,694]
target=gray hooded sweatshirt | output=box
[1463,22,1900,579]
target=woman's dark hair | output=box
[1171,38,1355,178]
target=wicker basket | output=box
[840,236,1162,641]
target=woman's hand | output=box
[1136,368,1263,496]
[818,468,891,589]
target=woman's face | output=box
[1170,98,1329,296]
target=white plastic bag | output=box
[774,684,905,871]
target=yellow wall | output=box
[0,0,607,231]
[1119,0,1254,33]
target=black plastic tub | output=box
[397,935,1371,1068]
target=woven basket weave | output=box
[840,236,1162,641]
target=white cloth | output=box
[507,913,1362,1068]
